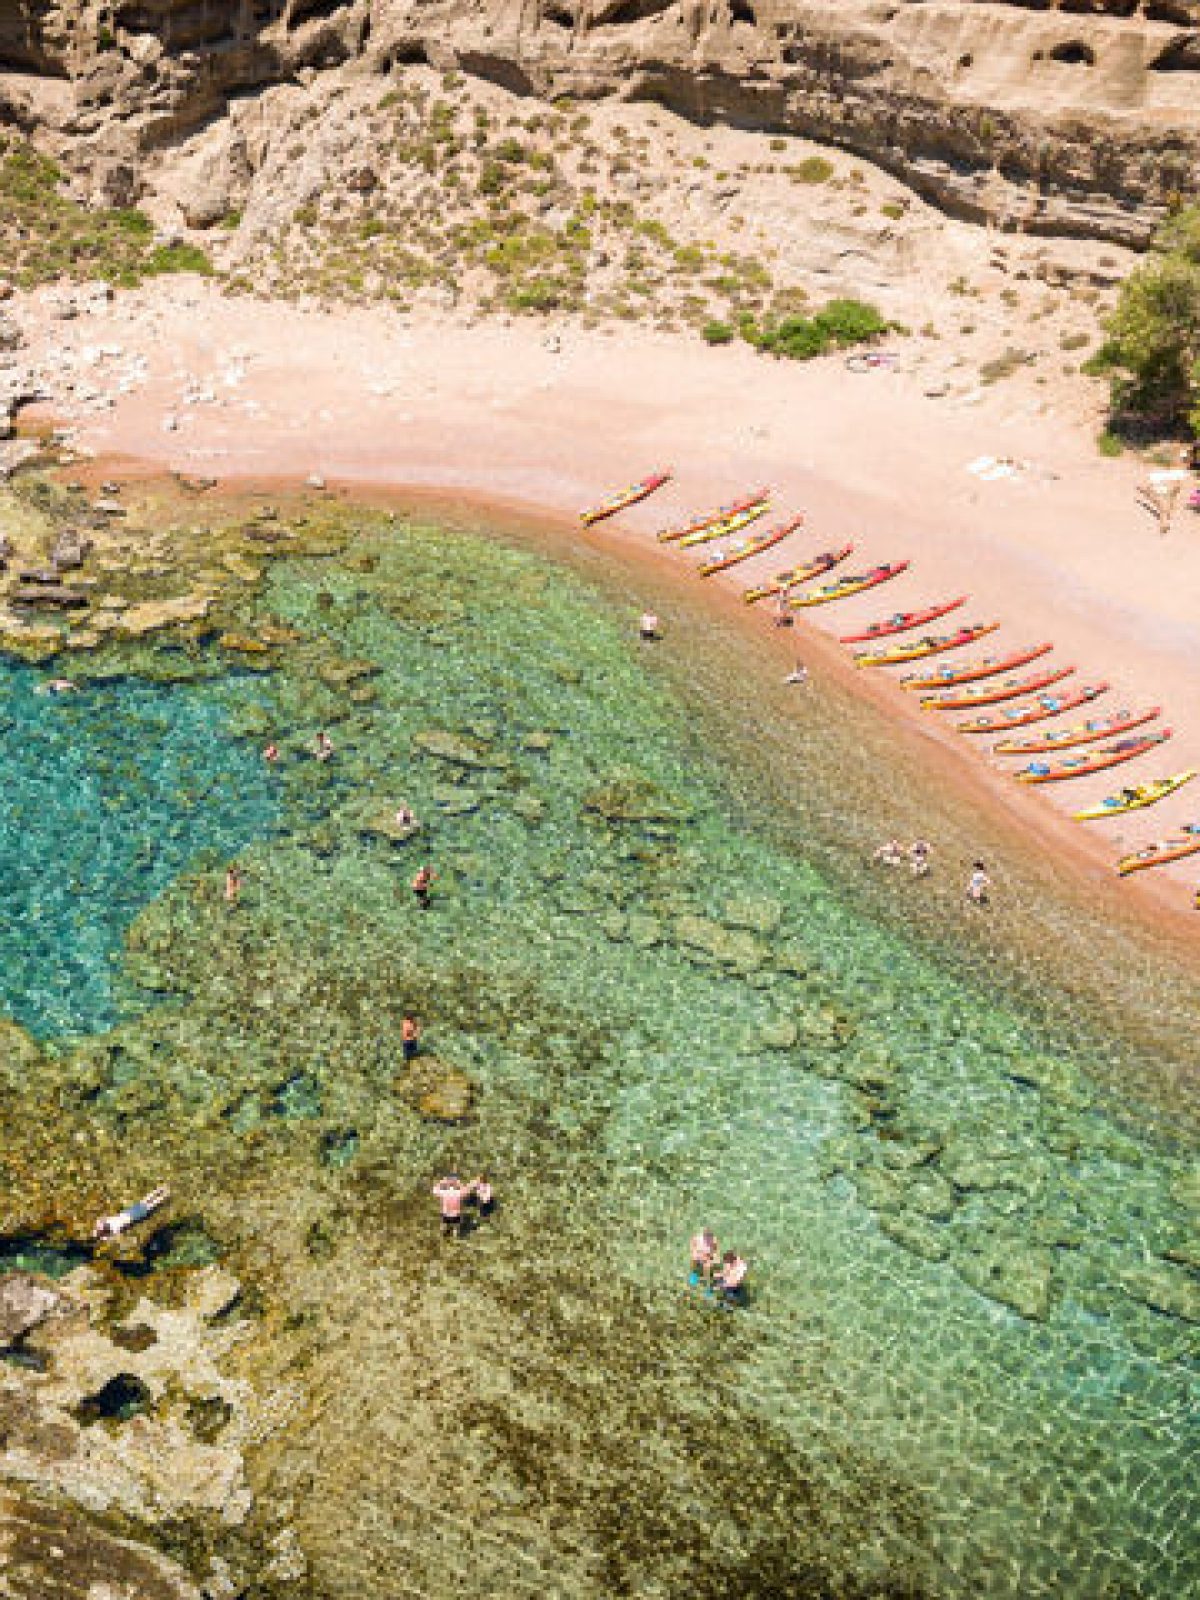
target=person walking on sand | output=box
[432,1175,467,1238]
[774,585,795,628]
[412,864,435,910]
[910,839,932,878]
[638,610,660,642]
[224,865,243,906]
[966,860,991,906]
[690,1227,719,1287]
[401,1013,421,1063]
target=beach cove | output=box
[0,465,1195,1596]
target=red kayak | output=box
[840,596,966,644]
[657,489,769,544]
[581,471,671,527]
[955,683,1108,734]
[699,516,804,577]
[904,642,1052,692]
[1015,728,1171,784]
[922,666,1075,712]
[994,706,1160,756]
[744,543,853,603]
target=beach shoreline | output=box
[11,276,1200,932]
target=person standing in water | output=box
[224,865,243,906]
[401,1013,421,1063]
[470,1174,494,1218]
[432,1175,467,1238]
[314,731,334,762]
[690,1228,719,1287]
[412,865,435,910]
[966,861,992,905]
[713,1250,748,1306]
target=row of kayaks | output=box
[579,473,1198,879]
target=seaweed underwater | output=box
[0,484,1194,1598]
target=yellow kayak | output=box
[855,623,998,668]
[677,501,769,549]
[1072,770,1196,822]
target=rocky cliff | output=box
[1,3,1199,243]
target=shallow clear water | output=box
[5,511,1197,1597]
[0,661,277,1035]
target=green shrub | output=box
[1093,205,1200,439]
[1096,430,1124,458]
[814,298,888,346]
[144,243,214,277]
[791,156,834,184]
[702,321,735,345]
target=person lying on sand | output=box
[93,1185,171,1240]
[873,840,904,867]
[783,662,808,685]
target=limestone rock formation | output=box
[0,2,1197,242]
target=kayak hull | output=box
[922,667,1075,712]
[839,595,967,643]
[678,501,769,549]
[581,471,671,526]
[1117,829,1200,875]
[1073,770,1196,822]
[904,642,1053,691]
[743,543,853,603]
[1014,730,1171,783]
[855,622,998,668]
[994,707,1160,756]
[791,561,909,608]
[658,489,769,544]
[954,683,1108,732]
[699,516,803,576]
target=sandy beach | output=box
[11,276,1200,923]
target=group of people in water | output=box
[689,1228,749,1306]
[872,838,992,903]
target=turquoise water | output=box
[3,511,1197,1597]
[0,661,277,1036]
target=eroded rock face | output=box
[1,1,1198,242]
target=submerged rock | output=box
[0,1273,59,1345]
[955,1236,1055,1322]
[400,1058,477,1124]
[672,915,762,972]
[413,728,506,769]
[722,896,784,936]
[118,595,211,637]
[1119,1262,1200,1325]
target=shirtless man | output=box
[432,1175,467,1238]
[966,861,992,905]
[713,1250,748,1306]
[401,1013,421,1063]
[411,865,435,910]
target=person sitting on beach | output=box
[638,611,661,642]
[690,1228,719,1286]
[92,1185,170,1241]
[909,840,932,878]
[432,1175,467,1238]
[401,1012,421,1063]
[314,730,334,762]
[713,1250,748,1306]
[470,1174,494,1217]
[966,861,991,905]
[873,839,904,867]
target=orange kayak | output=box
[904,642,1052,692]
[1014,729,1171,784]
[954,683,1108,733]
[994,706,1160,756]
[922,666,1075,712]
[1117,827,1200,876]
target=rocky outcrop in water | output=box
[1,2,1198,243]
